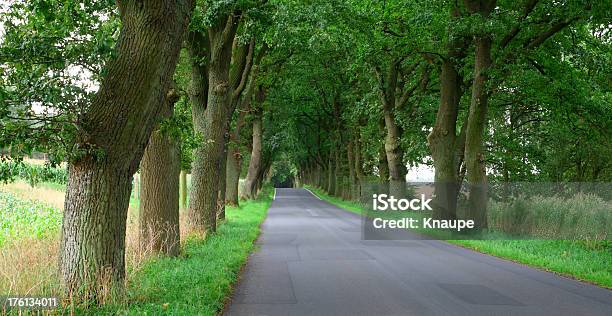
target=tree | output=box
[57,0,192,300]
[139,89,181,257]
[187,6,241,234]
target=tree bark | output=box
[354,138,364,199]
[464,35,492,229]
[334,145,342,197]
[225,148,241,205]
[383,104,407,196]
[186,29,209,232]
[463,0,496,229]
[347,140,356,200]
[378,144,389,182]
[428,58,463,220]
[188,13,240,234]
[59,0,191,301]
[217,136,228,221]
[327,149,336,195]
[139,129,180,257]
[225,42,262,205]
[242,103,263,199]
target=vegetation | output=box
[0,0,610,311]
[0,191,61,246]
[0,161,67,186]
[0,177,272,313]
[100,190,272,315]
[307,185,612,288]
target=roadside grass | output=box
[307,186,364,214]
[94,189,272,315]
[0,177,271,314]
[304,185,612,289]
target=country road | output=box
[225,188,612,316]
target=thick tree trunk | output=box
[464,36,492,229]
[426,4,469,221]
[428,59,462,220]
[139,130,180,257]
[188,13,240,234]
[59,0,191,301]
[242,107,263,199]
[186,30,209,233]
[383,107,406,196]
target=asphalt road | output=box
[225,188,612,316]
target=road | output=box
[225,188,612,316]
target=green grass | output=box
[0,191,62,246]
[304,185,612,289]
[92,189,273,315]
[307,186,364,214]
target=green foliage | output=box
[0,0,118,161]
[0,191,62,246]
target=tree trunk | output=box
[334,145,342,197]
[347,140,355,200]
[188,13,240,235]
[383,107,406,196]
[428,59,462,220]
[186,30,209,233]
[225,149,241,205]
[59,0,191,301]
[378,144,389,182]
[242,106,263,199]
[218,138,228,221]
[139,130,180,257]
[225,71,256,205]
[327,150,336,195]
[464,35,492,229]
[354,138,364,199]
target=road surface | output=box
[225,188,612,315]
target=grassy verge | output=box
[93,189,273,315]
[305,185,612,289]
[1,177,272,314]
